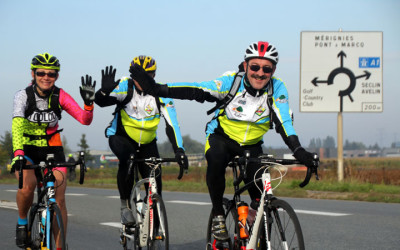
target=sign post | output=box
[300,31,383,181]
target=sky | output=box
[1,0,399,151]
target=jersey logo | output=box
[145,104,154,114]
[27,110,58,125]
[276,95,287,103]
[165,101,174,108]
[255,107,266,116]
[214,80,222,90]
[232,106,244,117]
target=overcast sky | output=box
[1,0,399,151]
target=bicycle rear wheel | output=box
[206,198,235,250]
[48,203,66,250]
[147,194,168,250]
[256,199,304,250]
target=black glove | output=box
[79,75,96,106]
[11,156,26,173]
[293,148,319,169]
[100,65,118,95]
[175,148,189,171]
[129,64,159,95]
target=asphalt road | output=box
[1,184,400,249]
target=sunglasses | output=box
[36,71,57,78]
[249,65,274,74]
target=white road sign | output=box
[300,31,383,112]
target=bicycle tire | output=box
[49,203,66,250]
[121,225,138,250]
[206,198,234,250]
[147,194,169,250]
[28,204,42,250]
[256,199,304,250]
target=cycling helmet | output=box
[244,41,279,65]
[68,153,73,157]
[30,53,61,71]
[130,55,157,72]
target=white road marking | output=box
[167,200,211,205]
[66,193,88,196]
[0,200,18,210]
[106,196,120,199]
[6,189,17,192]
[295,209,351,216]
[100,222,121,228]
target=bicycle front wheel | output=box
[48,203,66,250]
[28,204,43,250]
[147,194,168,250]
[256,199,304,250]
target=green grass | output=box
[2,158,400,203]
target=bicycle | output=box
[16,151,87,250]
[119,154,186,250]
[206,151,319,250]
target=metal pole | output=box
[337,112,344,181]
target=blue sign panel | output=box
[359,57,381,68]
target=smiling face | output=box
[31,69,58,96]
[243,58,276,90]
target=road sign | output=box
[300,31,383,112]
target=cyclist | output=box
[94,55,188,226]
[67,153,76,181]
[11,52,96,248]
[129,42,319,240]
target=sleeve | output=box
[159,97,184,152]
[270,78,301,151]
[12,117,26,157]
[163,73,236,103]
[12,90,27,157]
[59,88,93,125]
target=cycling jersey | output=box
[95,77,184,150]
[12,84,94,157]
[165,71,296,147]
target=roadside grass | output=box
[1,157,400,203]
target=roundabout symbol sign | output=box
[300,31,382,113]
[311,51,371,112]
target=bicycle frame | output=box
[128,162,166,248]
[23,152,86,250]
[228,162,301,250]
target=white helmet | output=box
[244,41,279,65]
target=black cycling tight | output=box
[108,135,162,200]
[205,133,263,216]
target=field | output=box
[2,157,400,203]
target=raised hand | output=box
[129,64,158,95]
[80,75,96,106]
[101,65,118,95]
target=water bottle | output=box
[237,201,249,239]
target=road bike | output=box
[206,151,319,250]
[16,151,87,250]
[120,155,186,250]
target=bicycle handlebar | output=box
[233,152,319,188]
[18,151,87,189]
[127,155,186,180]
